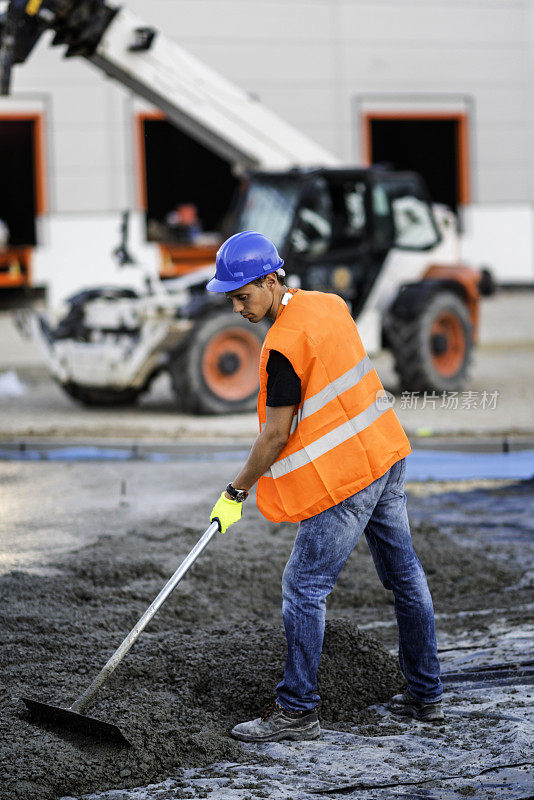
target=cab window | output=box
[290,178,333,255]
[343,181,367,238]
[372,179,439,250]
[391,194,439,249]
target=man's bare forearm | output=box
[230,431,287,492]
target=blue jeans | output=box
[276,457,442,712]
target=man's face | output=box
[225,278,275,323]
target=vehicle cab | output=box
[233,167,444,317]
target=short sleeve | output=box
[266,350,301,407]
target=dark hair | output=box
[252,271,286,287]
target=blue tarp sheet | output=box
[0,446,532,481]
[405,449,534,481]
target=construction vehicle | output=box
[1,0,494,414]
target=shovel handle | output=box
[70,521,219,714]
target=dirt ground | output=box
[0,457,532,800]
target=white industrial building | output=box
[1,0,534,304]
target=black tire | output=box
[386,291,474,393]
[169,312,269,414]
[62,383,140,407]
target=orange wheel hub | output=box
[430,311,466,377]
[202,328,261,401]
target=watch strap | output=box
[226,483,248,502]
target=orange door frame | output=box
[0,111,48,287]
[360,111,471,204]
[134,110,165,212]
[133,111,219,277]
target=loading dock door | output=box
[136,113,239,277]
[137,114,238,241]
[363,114,470,213]
[0,119,38,246]
[0,114,46,288]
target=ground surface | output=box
[0,457,532,800]
[0,289,533,799]
[0,290,533,439]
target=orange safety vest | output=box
[256,289,411,523]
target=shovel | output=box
[21,521,220,747]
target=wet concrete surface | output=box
[0,457,533,799]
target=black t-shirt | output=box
[266,350,301,407]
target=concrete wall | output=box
[3,0,534,296]
[9,0,534,211]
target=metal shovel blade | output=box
[21,697,131,747]
[19,522,219,748]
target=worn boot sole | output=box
[389,704,444,723]
[231,721,321,743]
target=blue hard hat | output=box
[206,231,284,292]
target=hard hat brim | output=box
[206,268,283,293]
[206,276,256,293]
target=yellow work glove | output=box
[210,491,242,534]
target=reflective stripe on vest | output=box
[265,391,392,479]
[297,355,373,425]
[261,354,374,436]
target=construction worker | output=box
[208,230,443,743]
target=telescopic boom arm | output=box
[0,0,340,170]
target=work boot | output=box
[230,700,320,742]
[388,690,444,723]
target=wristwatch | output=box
[226,483,249,503]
